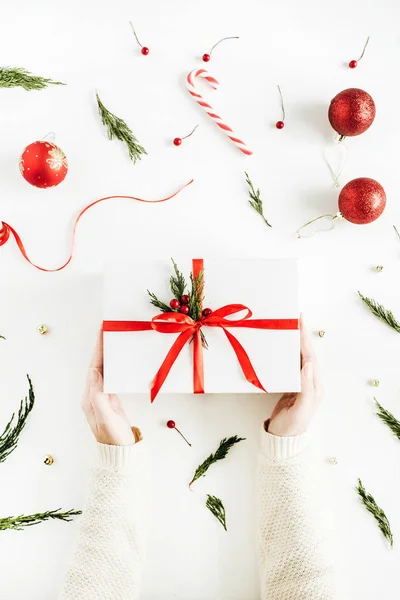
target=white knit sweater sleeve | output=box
[59,442,146,600]
[258,428,341,600]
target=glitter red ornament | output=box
[328,88,376,138]
[338,177,386,224]
[170,299,180,310]
[19,140,68,188]
[166,420,191,446]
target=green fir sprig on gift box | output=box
[0,375,35,463]
[375,398,400,441]
[0,508,81,531]
[0,335,5,340]
[358,292,400,333]
[170,259,186,299]
[206,495,227,531]
[356,479,393,548]
[96,93,147,164]
[189,435,245,487]
[0,67,65,90]
[245,172,272,228]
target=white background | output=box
[0,0,400,598]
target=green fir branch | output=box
[170,259,186,299]
[189,269,204,322]
[0,508,81,532]
[245,171,272,228]
[206,495,227,531]
[147,291,172,313]
[0,375,35,464]
[0,67,65,90]
[189,435,245,487]
[358,292,400,334]
[0,335,5,340]
[356,478,393,548]
[96,93,147,164]
[375,398,400,441]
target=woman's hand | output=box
[267,315,322,437]
[82,330,141,446]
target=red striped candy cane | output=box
[186,69,253,156]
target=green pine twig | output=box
[206,495,227,531]
[147,290,172,313]
[170,259,186,299]
[375,398,400,441]
[189,435,245,487]
[0,375,35,463]
[189,269,204,323]
[0,335,5,340]
[245,171,272,228]
[356,479,393,548]
[358,292,400,334]
[0,67,65,90]
[96,93,147,164]
[0,508,81,531]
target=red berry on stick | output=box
[202,36,239,62]
[276,85,285,130]
[348,36,370,69]
[173,137,182,146]
[167,420,191,446]
[141,47,150,56]
[276,121,284,129]
[349,60,357,69]
[180,305,190,315]
[130,21,149,56]
[170,298,180,310]
[202,308,212,318]
[180,294,190,305]
[172,125,199,146]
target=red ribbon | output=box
[103,259,299,401]
[0,179,193,272]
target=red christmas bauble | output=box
[338,177,386,224]
[328,88,376,137]
[19,141,68,188]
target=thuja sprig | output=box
[206,495,227,531]
[147,291,171,313]
[375,398,400,441]
[189,435,245,487]
[245,172,272,228]
[170,259,186,299]
[0,508,81,531]
[0,67,65,90]
[356,479,393,548]
[0,335,5,340]
[358,292,400,334]
[189,269,204,322]
[96,93,147,164]
[0,375,35,463]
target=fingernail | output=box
[304,362,313,379]
[89,368,99,384]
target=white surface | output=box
[1,0,400,598]
[103,259,300,394]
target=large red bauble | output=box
[19,141,68,188]
[338,177,386,224]
[328,88,376,137]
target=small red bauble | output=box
[338,177,386,224]
[202,308,212,317]
[141,47,149,55]
[170,299,180,310]
[19,141,68,188]
[202,53,211,62]
[276,120,285,129]
[180,305,190,315]
[173,137,182,146]
[180,294,190,305]
[349,60,358,69]
[328,88,376,137]
[167,420,175,429]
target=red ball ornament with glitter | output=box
[338,177,386,224]
[19,140,68,188]
[328,88,376,138]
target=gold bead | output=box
[329,457,338,465]
[376,265,384,272]
[371,379,380,387]
[37,324,49,335]
[318,330,325,338]
[43,454,54,466]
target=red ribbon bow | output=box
[103,259,299,401]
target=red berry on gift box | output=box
[141,46,150,56]
[180,305,190,315]
[180,294,190,305]
[202,53,211,62]
[349,59,357,69]
[173,137,182,146]
[166,420,191,446]
[170,299,180,310]
[276,120,285,129]
[202,308,212,317]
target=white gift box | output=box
[103,258,301,396]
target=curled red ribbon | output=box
[0,179,193,272]
[103,259,299,401]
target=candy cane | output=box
[186,69,253,156]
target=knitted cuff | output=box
[261,425,310,460]
[97,442,143,472]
